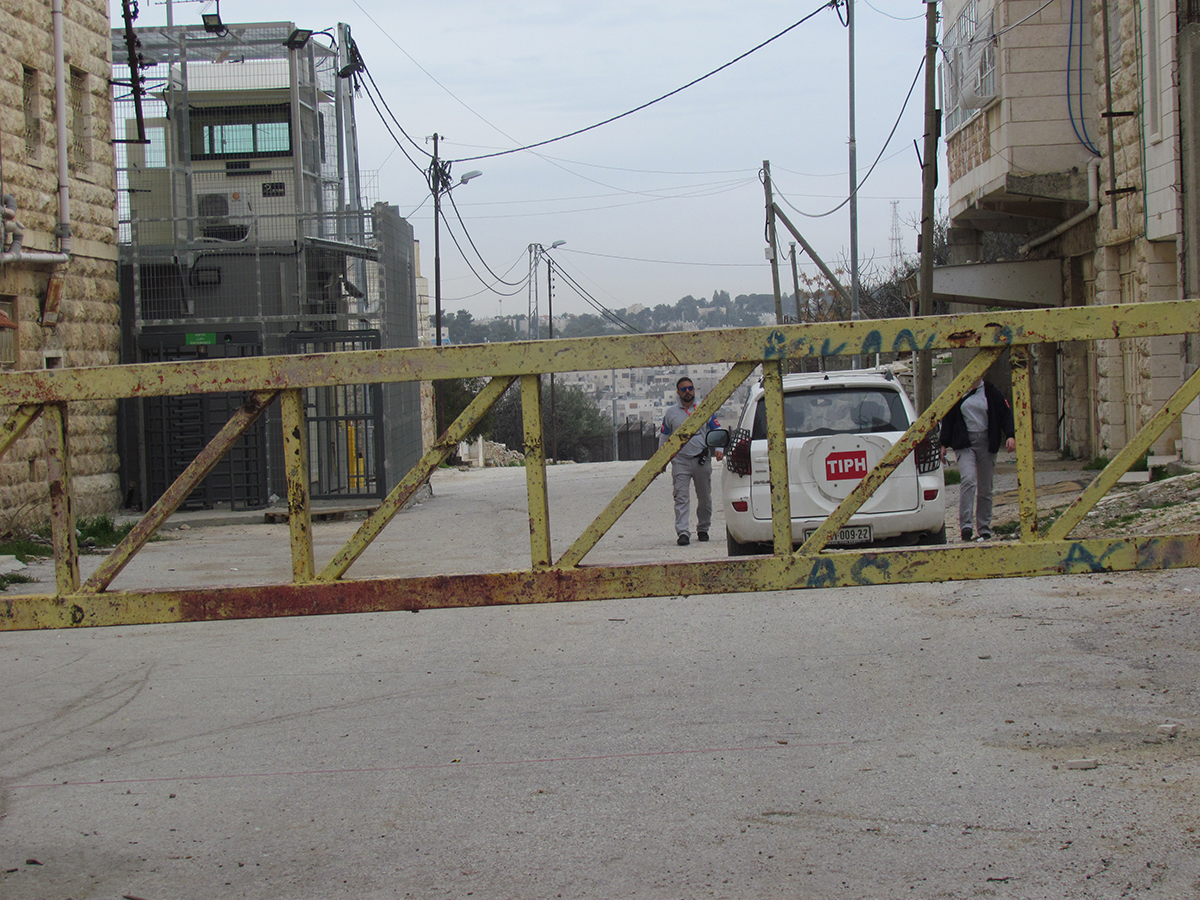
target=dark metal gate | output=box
[287,331,385,501]
[138,331,269,510]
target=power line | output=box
[439,214,531,298]
[774,53,924,219]
[450,0,841,164]
[560,248,770,269]
[361,61,433,162]
[550,258,642,334]
[443,188,526,287]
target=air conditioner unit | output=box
[197,190,251,241]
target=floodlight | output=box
[201,12,225,34]
[284,28,313,50]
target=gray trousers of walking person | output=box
[956,430,997,537]
[672,452,712,538]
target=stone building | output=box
[938,0,1198,462]
[0,0,120,530]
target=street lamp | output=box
[427,134,481,445]
[527,240,565,341]
[429,133,481,348]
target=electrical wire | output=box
[357,75,432,179]
[559,248,770,269]
[348,0,519,149]
[439,214,531,297]
[774,54,925,219]
[549,258,643,334]
[404,179,758,222]
[450,0,841,164]
[863,0,923,22]
[1067,0,1102,155]
[361,61,434,161]
[443,188,527,287]
[443,249,532,303]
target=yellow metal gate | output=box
[3,300,1199,631]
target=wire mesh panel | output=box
[288,330,385,500]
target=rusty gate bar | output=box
[319,375,517,581]
[2,299,1200,632]
[82,390,280,594]
[800,350,1001,555]
[0,404,43,458]
[1010,347,1040,539]
[1,301,1197,404]
[42,403,78,596]
[1044,363,1200,541]
[521,374,552,569]
[2,536,1197,631]
[556,361,757,569]
[281,389,315,583]
[762,360,792,555]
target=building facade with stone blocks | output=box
[0,0,120,531]
[940,0,1197,463]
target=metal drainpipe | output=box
[52,0,71,257]
[1019,158,1102,255]
[2,0,72,265]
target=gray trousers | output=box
[956,430,997,535]
[672,453,712,537]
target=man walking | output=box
[659,376,723,545]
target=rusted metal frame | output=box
[43,403,78,595]
[0,404,44,459]
[798,349,1001,554]
[762,360,794,554]
[281,389,315,583]
[318,375,517,581]
[1044,362,1200,541]
[81,391,281,595]
[1009,347,1040,539]
[521,374,552,568]
[555,361,756,569]
[7,533,1200,631]
[3,301,1198,403]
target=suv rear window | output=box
[750,387,909,439]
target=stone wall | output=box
[0,0,120,532]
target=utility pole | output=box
[847,0,860,328]
[917,0,940,412]
[547,257,557,462]
[431,133,444,348]
[762,160,784,325]
[790,243,807,373]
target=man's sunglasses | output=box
[679,386,694,393]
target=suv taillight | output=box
[915,429,941,473]
[726,428,752,476]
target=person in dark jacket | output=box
[940,379,1015,542]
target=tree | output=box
[561,313,610,338]
[489,381,613,462]
[436,376,493,451]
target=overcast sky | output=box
[114,1,945,321]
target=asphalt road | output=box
[2,461,1198,899]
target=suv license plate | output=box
[804,525,872,545]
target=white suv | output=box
[710,369,946,555]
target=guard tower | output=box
[112,21,422,510]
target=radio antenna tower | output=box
[889,201,904,271]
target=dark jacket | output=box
[940,380,1015,454]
